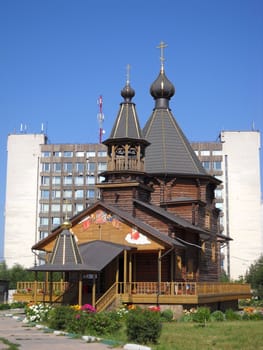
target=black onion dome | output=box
[150,70,175,100]
[121,82,135,102]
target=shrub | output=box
[160,309,174,322]
[225,309,241,321]
[211,310,225,322]
[66,310,89,334]
[25,303,51,323]
[47,305,74,330]
[126,307,162,344]
[192,307,211,324]
[0,303,11,310]
[87,311,122,336]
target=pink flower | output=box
[81,304,96,313]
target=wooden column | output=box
[33,272,37,304]
[129,252,132,285]
[92,275,96,307]
[78,273,83,306]
[123,250,127,292]
[158,250,161,304]
[116,257,119,294]
[49,272,53,303]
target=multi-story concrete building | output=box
[4,134,107,268]
[191,130,262,279]
[4,130,262,279]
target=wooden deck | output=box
[12,281,252,308]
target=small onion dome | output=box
[121,82,135,102]
[61,219,72,230]
[150,70,175,100]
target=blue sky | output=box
[0,0,262,258]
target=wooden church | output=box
[27,44,250,311]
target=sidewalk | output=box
[0,309,122,350]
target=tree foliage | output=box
[0,262,61,289]
[245,255,263,299]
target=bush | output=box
[25,303,51,323]
[47,305,74,330]
[66,310,90,334]
[87,311,122,336]
[192,307,211,324]
[211,310,225,322]
[225,309,241,321]
[160,309,174,322]
[126,307,162,344]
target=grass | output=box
[152,320,263,350]
[0,337,20,350]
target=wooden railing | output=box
[13,281,69,303]
[118,281,251,297]
[13,281,251,307]
[95,282,118,312]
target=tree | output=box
[245,255,263,299]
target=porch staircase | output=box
[95,282,120,312]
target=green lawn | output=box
[152,321,263,350]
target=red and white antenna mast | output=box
[97,95,105,143]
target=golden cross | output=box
[157,41,168,70]
[126,64,131,84]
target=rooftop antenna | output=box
[97,95,105,143]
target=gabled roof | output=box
[32,200,185,251]
[133,199,210,236]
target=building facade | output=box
[191,130,262,279]
[4,136,107,268]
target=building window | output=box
[98,151,107,157]
[205,212,211,230]
[211,242,216,262]
[75,203,84,213]
[194,150,199,156]
[213,161,222,170]
[200,150,210,156]
[51,204,60,212]
[53,151,61,157]
[212,150,222,156]
[52,190,61,199]
[62,203,72,213]
[64,176,73,185]
[39,231,48,240]
[75,176,84,185]
[216,202,223,210]
[40,217,49,225]
[64,151,73,157]
[76,151,85,157]
[214,189,222,199]
[42,151,51,157]
[76,162,85,172]
[75,189,84,198]
[52,217,61,226]
[86,176,95,184]
[63,190,72,198]
[98,176,105,183]
[87,162,96,172]
[87,189,95,198]
[53,163,62,172]
[40,204,49,213]
[98,162,107,171]
[42,163,50,172]
[52,176,61,185]
[64,162,73,173]
[87,151,96,158]
[41,176,50,185]
[41,190,49,199]
[202,161,210,170]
